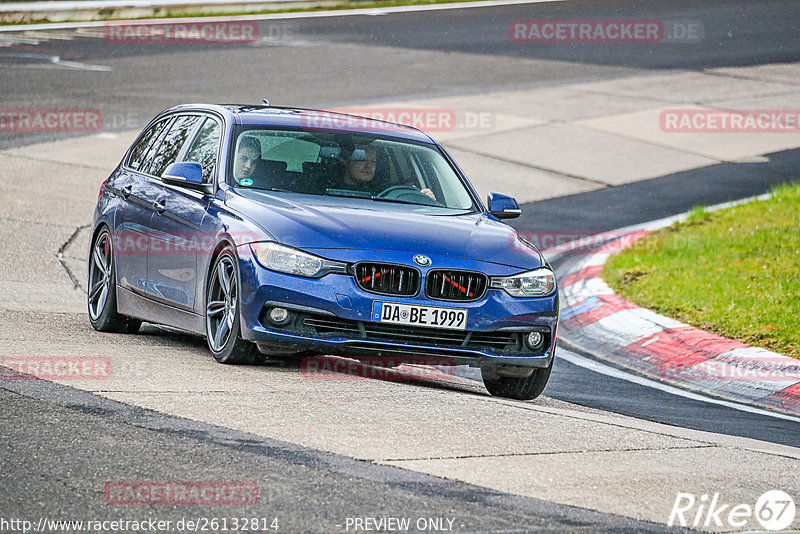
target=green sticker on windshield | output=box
[240,178,254,187]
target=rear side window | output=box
[128,118,170,171]
[184,118,221,184]
[262,137,320,172]
[147,115,202,177]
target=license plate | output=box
[371,302,468,330]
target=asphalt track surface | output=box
[3,0,800,148]
[1,384,681,533]
[1,0,800,531]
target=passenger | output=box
[234,136,261,184]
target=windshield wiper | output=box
[323,189,434,206]
[325,188,372,199]
[368,196,423,206]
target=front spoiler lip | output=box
[243,325,555,368]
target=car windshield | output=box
[229,127,476,210]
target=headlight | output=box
[249,242,347,278]
[490,268,556,297]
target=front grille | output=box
[354,263,420,296]
[302,315,520,352]
[425,270,488,302]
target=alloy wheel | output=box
[88,230,112,320]
[207,255,238,352]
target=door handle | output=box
[120,185,132,199]
[153,200,165,214]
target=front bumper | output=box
[237,252,558,368]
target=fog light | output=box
[525,331,544,351]
[268,307,290,325]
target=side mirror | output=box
[162,162,213,195]
[487,192,521,219]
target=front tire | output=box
[481,359,553,400]
[88,227,141,334]
[205,248,262,364]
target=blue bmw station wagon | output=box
[89,104,558,399]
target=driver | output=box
[341,145,378,188]
[338,144,436,200]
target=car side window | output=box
[184,118,221,184]
[147,115,202,177]
[127,118,171,171]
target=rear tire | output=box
[88,227,141,334]
[481,359,553,400]
[205,248,263,364]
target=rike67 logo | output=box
[669,490,796,531]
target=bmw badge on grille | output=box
[413,255,432,267]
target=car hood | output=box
[226,190,543,269]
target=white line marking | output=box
[0,36,41,45]
[0,0,567,32]
[0,52,110,70]
[641,335,659,347]
[53,57,111,71]
[558,348,800,423]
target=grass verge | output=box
[603,182,800,358]
[1,0,487,26]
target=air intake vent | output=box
[302,315,520,351]
[354,263,420,297]
[426,270,487,302]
